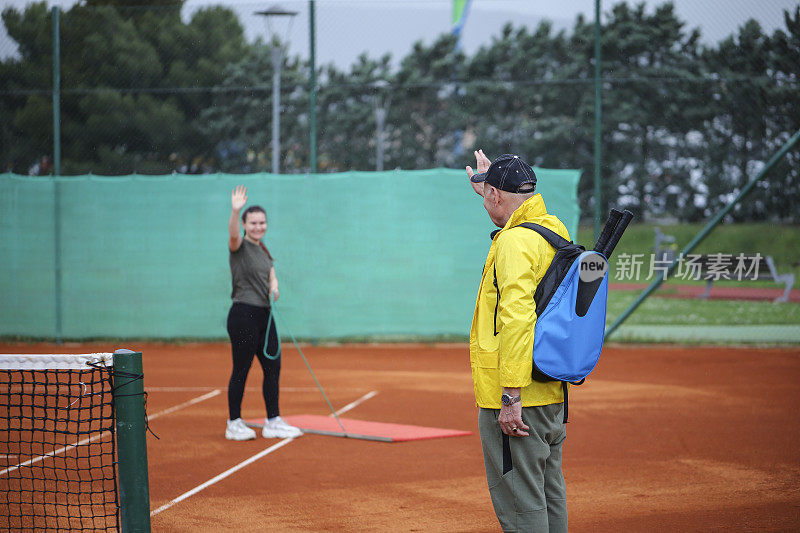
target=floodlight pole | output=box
[372,81,390,172]
[255,7,298,174]
[271,45,282,174]
[375,106,386,172]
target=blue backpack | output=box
[518,224,608,381]
[503,210,632,422]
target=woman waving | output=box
[224,185,301,441]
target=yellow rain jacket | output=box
[469,194,570,409]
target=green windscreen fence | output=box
[1,169,580,339]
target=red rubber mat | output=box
[246,415,472,442]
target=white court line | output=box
[147,386,319,393]
[1,430,109,477]
[0,389,220,477]
[147,389,221,421]
[147,386,226,392]
[150,390,379,518]
[334,390,378,416]
[149,438,295,517]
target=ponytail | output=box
[258,241,274,261]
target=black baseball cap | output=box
[470,154,537,194]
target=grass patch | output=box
[606,291,800,326]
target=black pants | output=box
[226,302,281,420]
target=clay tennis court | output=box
[2,341,799,531]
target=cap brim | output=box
[470,172,487,183]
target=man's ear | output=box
[489,186,501,206]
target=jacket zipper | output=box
[493,266,499,336]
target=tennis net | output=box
[0,352,147,532]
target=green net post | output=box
[113,349,151,533]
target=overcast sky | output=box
[2,0,798,66]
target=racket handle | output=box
[600,210,634,259]
[593,208,623,253]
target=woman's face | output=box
[243,211,267,241]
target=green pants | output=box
[478,404,567,533]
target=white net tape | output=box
[0,353,114,370]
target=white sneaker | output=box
[225,418,257,441]
[262,416,302,439]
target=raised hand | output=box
[475,149,491,173]
[466,149,491,197]
[231,185,248,211]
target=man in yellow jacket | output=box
[466,150,569,533]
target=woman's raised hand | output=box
[231,185,248,211]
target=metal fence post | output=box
[593,0,602,241]
[52,6,61,176]
[309,0,317,173]
[52,6,63,343]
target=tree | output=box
[1,0,248,174]
[763,6,800,220]
[392,34,466,169]
[700,18,791,221]
[200,39,308,173]
[3,0,797,225]
[1,2,54,172]
[465,21,584,163]
[591,2,708,221]
[316,53,394,171]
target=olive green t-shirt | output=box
[229,239,273,307]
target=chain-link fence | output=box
[2,0,798,220]
[1,0,799,342]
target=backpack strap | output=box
[515,222,571,250]
[561,378,585,424]
[510,223,583,425]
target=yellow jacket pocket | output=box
[475,350,499,369]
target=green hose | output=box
[262,294,281,361]
[268,297,349,436]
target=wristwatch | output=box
[501,393,521,406]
